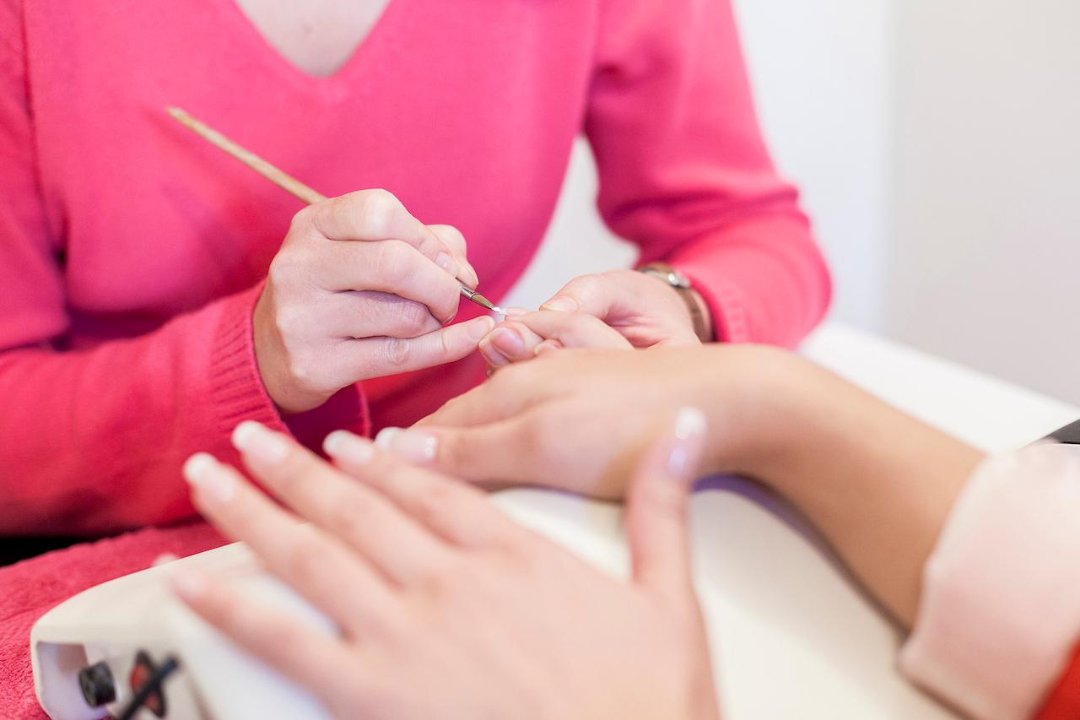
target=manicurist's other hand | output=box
[381,344,796,498]
[254,189,492,413]
[173,416,721,720]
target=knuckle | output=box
[355,189,398,235]
[370,241,411,286]
[396,300,432,336]
[382,336,411,368]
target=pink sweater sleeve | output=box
[0,4,286,534]
[585,0,832,346]
[900,443,1080,720]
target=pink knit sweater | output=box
[0,0,830,534]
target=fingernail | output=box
[668,407,707,476]
[324,431,375,465]
[504,307,529,317]
[490,327,524,356]
[182,453,236,503]
[468,316,496,342]
[170,568,209,601]
[232,421,289,465]
[541,296,577,312]
[535,339,562,356]
[435,251,454,273]
[459,261,479,287]
[377,428,439,463]
[479,337,508,367]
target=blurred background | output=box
[507,0,1080,405]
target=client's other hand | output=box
[383,345,787,498]
[173,416,720,720]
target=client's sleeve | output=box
[899,444,1080,720]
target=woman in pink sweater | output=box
[0,0,830,536]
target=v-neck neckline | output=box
[217,0,405,100]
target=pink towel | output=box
[0,523,225,719]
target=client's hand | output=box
[173,416,721,720]
[380,345,789,498]
[478,269,704,369]
[255,189,492,413]
[478,310,633,370]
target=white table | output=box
[493,324,1079,719]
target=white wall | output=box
[887,1,1080,405]
[507,0,895,330]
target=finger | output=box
[305,189,456,273]
[541,273,620,319]
[181,453,395,634]
[513,311,632,351]
[314,291,442,340]
[347,315,495,378]
[320,239,461,324]
[231,422,456,586]
[171,569,364,708]
[626,408,706,599]
[369,419,536,487]
[482,323,545,364]
[325,430,526,548]
[428,224,479,288]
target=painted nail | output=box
[232,421,289,465]
[170,568,209,601]
[435,252,454,273]
[182,453,236,503]
[541,296,577,312]
[503,307,529,317]
[468,316,496,342]
[324,431,375,465]
[490,327,525,356]
[668,407,707,476]
[379,428,439,463]
[374,427,401,450]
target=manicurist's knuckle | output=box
[382,336,412,368]
[354,188,398,236]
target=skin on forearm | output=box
[708,350,985,628]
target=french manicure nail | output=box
[375,427,401,450]
[324,431,375,465]
[375,428,438,463]
[232,421,290,465]
[182,453,236,503]
[542,296,577,312]
[170,568,209,601]
[503,307,529,317]
[668,407,707,476]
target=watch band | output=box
[637,263,713,342]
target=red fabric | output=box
[0,524,224,720]
[1035,644,1080,720]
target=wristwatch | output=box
[637,263,713,342]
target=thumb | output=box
[627,407,707,598]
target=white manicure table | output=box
[32,324,1079,719]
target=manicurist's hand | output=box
[382,345,792,498]
[173,415,721,720]
[254,189,492,413]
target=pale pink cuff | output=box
[900,443,1080,720]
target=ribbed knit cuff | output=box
[900,444,1080,720]
[207,283,288,437]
